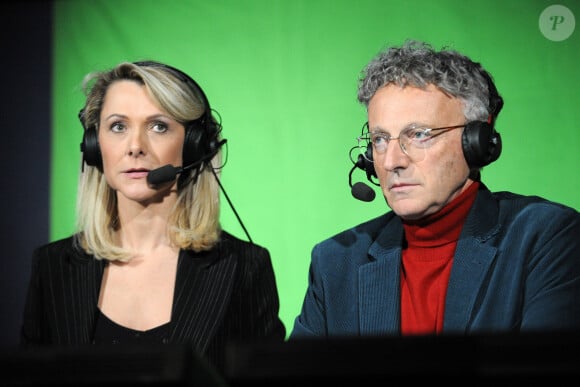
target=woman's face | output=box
[98,80,185,204]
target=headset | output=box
[356,65,504,181]
[79,60,223,187]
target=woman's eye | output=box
[110,122,125,133]
[151,122,168,133]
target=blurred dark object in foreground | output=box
[0,344,227,387]
[225,331,580,386]
[2,332,579,386]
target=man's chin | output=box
[390,203,431,222]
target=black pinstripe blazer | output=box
[20,231,286,372]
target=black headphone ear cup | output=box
[355,143,377,180]
[364,143,376,179]
[183,120,202,168]
[462,121,502,169]
[81,127,102,170]
[182,118,219,168]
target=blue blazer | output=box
[291,184,580,337]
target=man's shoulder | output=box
[489,190,578,218]
[474,188,580,240]
[315,212,399,250]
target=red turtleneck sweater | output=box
[400,181,479,335]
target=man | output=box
[291,40,580,337]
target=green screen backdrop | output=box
[52,0,579,336]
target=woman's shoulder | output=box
[31,234,93,266]
[219,230,267,253]
[217,230,273,267]
[33,235,76,254]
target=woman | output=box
[20,61,286,373]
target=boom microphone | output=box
[145,139,253,243]
[348,163,376,202]
[147,165,181,186]
[351,181,376,202]
[146,139,227,186]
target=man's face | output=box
[367,83,473,221]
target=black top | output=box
[93,309,170,345]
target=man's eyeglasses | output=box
[357,123,465,162]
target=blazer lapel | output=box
[359,226,403,335]
[359,252,401,335]
[60,247,104,344]
[169,248,237,351]
[444,184,500,331]
[444,238,497,331]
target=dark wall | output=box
[0,1,52,349]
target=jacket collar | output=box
[359,183,500,334]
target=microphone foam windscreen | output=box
[351,182,376,202]
[147,165,179,185]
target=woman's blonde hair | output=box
[75,61,222,261]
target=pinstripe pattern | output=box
[20,231,286,372]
